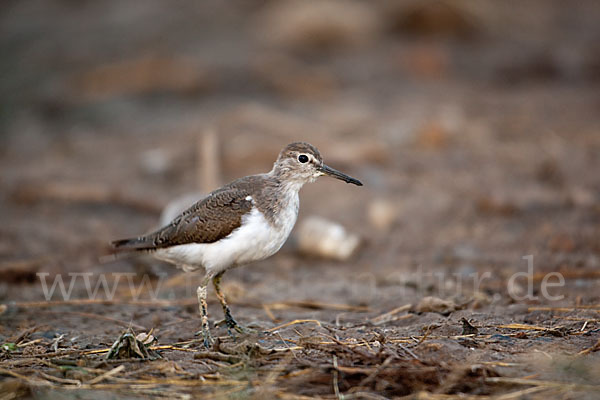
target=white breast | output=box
[154,191,299,276]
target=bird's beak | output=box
[319,164,363,186]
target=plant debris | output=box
[106,329,161,360]
[460,317,479,335]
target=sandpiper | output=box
[112,142,362,347]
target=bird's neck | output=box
[268,166,306,194]
[258,170,303,226]
[280,178,305,194]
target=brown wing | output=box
[112,187,253,251]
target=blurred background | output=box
[1,0,600,312]
[2,1,600,397]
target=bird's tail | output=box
[111,237,155,252]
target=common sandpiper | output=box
[112,142,363,347]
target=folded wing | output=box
[111,187,254,252]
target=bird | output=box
[111,142,362,347]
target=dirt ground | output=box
[1,1,600,399]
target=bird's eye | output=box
[298,154,309,163]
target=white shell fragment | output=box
[296,216,360,261]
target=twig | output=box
[267,301,369,312]
[84,377,246,387]
[80,343,200,357]
[495,323,559,331]
[0,368,50,386]
[193,352,242,364]
[369,304,411,326]
[332,354,343,400]
[276,331,300,362]
[266,319,322,333]
[262,304,279,322]
[397,343,419,360]
[150,345,197,352]
[576,339,600,356]
[8,327,39,344]
[358,356,394,387]
[81,348,111,355]
[321,333,375,360]
[88,365,126,385]
[39,371,81,386]
[16,339,43,348]
[415,326,433,347]
[342,393,389,400]
[528,306,600,312]
[50,334,64,352]
[495,386,550,400]
[481,361,521,367]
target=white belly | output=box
[153,202,298,276]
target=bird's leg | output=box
[212,272,244,336]
[194,275,214,348]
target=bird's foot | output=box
[227,317,246,335]
[194,327,214,349]
[215,320,244,338]
[215,315,248,339]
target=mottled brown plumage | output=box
[112,187,251,250]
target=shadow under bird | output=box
[112,142,363,347]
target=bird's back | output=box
[111,173,291,252]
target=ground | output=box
[1,1,600,399]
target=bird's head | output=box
[273,142,362,187]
